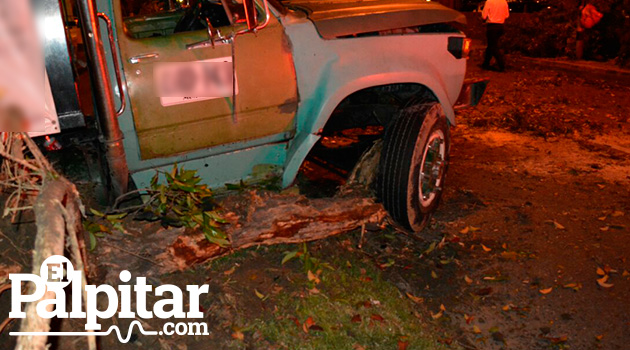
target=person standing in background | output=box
[481,0,510,71]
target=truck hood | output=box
[279,0,466,39]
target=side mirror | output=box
[242,0,258,31]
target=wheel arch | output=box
[282,74,455,187]
[306,72,456,134]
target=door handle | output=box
[129,53,159,64]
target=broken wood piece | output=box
[157,191,386,273]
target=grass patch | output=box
[253,254,451,350]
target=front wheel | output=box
[378,101,450,232]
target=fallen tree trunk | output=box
[14,178,92,350]
[156,190,387,273]
[1,132,94,350]
[14,180,70,350]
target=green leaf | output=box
[205,211,227,223]
[171,163,178,178]
[173,180,198,193]
[106,213,127,221]
[282,250,298,264]
[204,234,230,247]
[159,185,167,204]
[89,208,105,217]
[178,169,196,183]
[88,231,97,251]
[150,173,158,189]
[204,225,226,238]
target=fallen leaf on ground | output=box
[481,244,492,252]
[224,266,236,276]
[611,210,625,217]
[370,314,385,322]
[288,316,301,327]
[596,267,606,276]
[431,270,439,279]
[231,330,244,340]
[622,270,630,277]
[406,292,424,304]
[302,316,315,333]
[604,265,617,274]
[464,314,474,324]
[431,305,446,319]
[600,226,610,231]
[548,335,568,344]
[464,275,473,284]
[351,314,362,323]
[539,287,553,294]
[397,339,409,350]
[307,270,320,284]
[502,304,513,311]
[473,325,481,334]
[431,310,443,320]
[595,334,604,341]
[597,275,614,288]
[553,221,565,230]
[460,226,480,234]
[254,289,265,299]
[423,241,437,255]
[379,259,395,269]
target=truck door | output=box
[113,0,297,160]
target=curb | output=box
[511,56,630,85]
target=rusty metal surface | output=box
[279,0,466,38]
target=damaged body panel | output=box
[277,7,467,186]
[60,0,482,206]
[278,0,466,39]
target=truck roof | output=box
[278,0,466,38]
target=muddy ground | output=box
[1,56,629,350]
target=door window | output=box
[120,0,250,39]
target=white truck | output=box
[4,0,486,232]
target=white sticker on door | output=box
[154,57,238,107]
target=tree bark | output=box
[14,179,90,350]
[157,191,387,273]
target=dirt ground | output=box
[1,56,629,350]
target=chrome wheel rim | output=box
[419,130,446,207]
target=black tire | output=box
[378,101,450,232]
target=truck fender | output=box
[282,72,456,187]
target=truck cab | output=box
[35,0,486,232]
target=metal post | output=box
[76,0,128,198]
